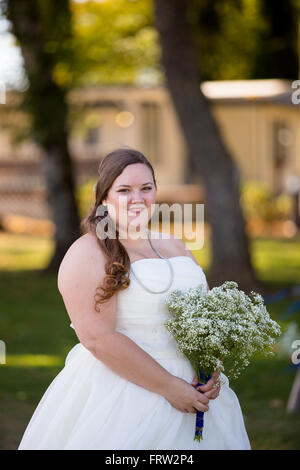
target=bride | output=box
[18,148,251,450]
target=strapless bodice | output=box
[78,256,207,361]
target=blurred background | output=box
[0,0,300,450]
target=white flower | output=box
[164,280,282,381]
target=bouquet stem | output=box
[194,370,211,442]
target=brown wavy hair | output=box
[80,147,157,312]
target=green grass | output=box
[0,232,300,449]
[249,237,300,287]
[0,233,54,271]
[229,358,300,450]
[190,234,300,289]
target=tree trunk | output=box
[41,140,81,272]
[153,0,262,293]
[6,0,81,272]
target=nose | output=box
[130,190,146,204]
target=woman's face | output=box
[102,163,156,238]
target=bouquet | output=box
[164,281,281,442]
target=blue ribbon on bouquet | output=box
[194,370,211,442]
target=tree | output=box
[5,0,81,272]
[188,0,264,81]
[69,0,161,87]
[253,0,298,79]
[153,0,262,293]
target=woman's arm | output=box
[57,235,210,413]
[89,329,176,396]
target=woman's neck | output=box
[118,226,149,248]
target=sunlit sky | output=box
[0,15,26,90]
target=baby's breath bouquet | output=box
[164,281,281,442]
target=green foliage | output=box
[189,0,299,80]
[189,0,266,80]
[3,0,162,145]
[3,0,298,91]
[252,0,299,79]
[240,180,294,223]
[69,0,162,87]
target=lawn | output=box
[0,231,300,450]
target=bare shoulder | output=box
[57,232,118,350]
[57,232,105,294]
[169,232,209,289]
[172,234,199,266]
[153,231,209,290]
[148,230,199,266]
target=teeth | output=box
[128,208,145,216]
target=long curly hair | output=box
[80,147,157,312]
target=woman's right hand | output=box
[163,376,210,414]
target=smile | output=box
[128,208,146,216]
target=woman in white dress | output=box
[18,148,251,450]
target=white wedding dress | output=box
[18,256,251,450]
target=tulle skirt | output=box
[18,343,251,450]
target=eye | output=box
[117,187,152,192]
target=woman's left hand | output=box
[191,371,221,400]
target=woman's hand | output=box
[191,371,221,400]
[163,376,210,414]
